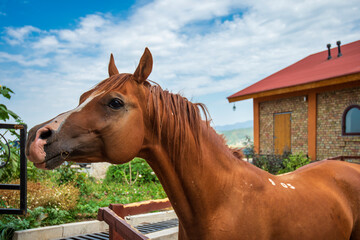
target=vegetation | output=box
[0,85,167,240]
[0,85,20,122]
[217,127,253,147]
[277,153,311,174]
[242,137,310,174]
[252,152,310,175]
[0,162,167,239]
[105,157,159,185]
[0,85,25,183]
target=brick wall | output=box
[259,96,308,155]
[316,86,360,160]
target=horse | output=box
[26,48,360,240]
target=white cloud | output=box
[4,25,41,45]
[0,52,49,67]
[1,0,360,127]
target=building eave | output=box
[227,72,360,103]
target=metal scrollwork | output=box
[0,132,11,169]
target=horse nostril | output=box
[39,129,52,140]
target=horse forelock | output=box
[92,73,131,93]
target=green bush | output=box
[54,162,78,185]
[0,147,48,183]
[252,153,288,174]
[0,207,48,240]
[74,181,167,218]
[278,153,310,174]
[253,153,310,174]
[105,158,158,184]
[0,206,75,240]
[0,143,20,183]
[0,225,14,240]
[242,135,254,158]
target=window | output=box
[342,105,360,135]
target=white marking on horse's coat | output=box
[287,183,296,189]
[268,178,276,186]
[280,183,288,188]
[47,91,103,131]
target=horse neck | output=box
[140,119,267,233]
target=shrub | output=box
[0,144,45,183]
[0,144,20,183]
[0,180,80,211]
[252,153,310,175]
[242,135,254,158]
[0,206,73,240]
[74,180,167,219]
[278,153,310,174]
[27,161,52,182]
[105,158,158,184]
[0,207,46,240]
[0,224,15,240]
[252,154,286,174]
[73,172,95,195]
[54,162,78,185]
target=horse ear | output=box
[133,48,153,84]
[108,53,119,77]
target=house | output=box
[227,40,360,161]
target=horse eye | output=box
[108,98,124,109]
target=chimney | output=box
[327,43,332,60]
[337,41,342,57]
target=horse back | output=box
[300,160,360,238]
[270,160,360,239]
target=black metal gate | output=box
[0,123,27,215]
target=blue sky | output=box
[0,0,359,129]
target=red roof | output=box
[228,40,360,101]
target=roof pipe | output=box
[327,43,332,60]
[337,41,342,57]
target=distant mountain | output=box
[215,120,253,131]
[217,127,253,147]
[214,120,254,147]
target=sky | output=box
[0,0,359,129]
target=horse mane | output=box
[147,83,209,167]
[93,73,243,165]
[147,82,245,165]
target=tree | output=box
[0,85,20,122]
[0,85,22,182]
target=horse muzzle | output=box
[26,126,67,170]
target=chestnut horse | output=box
[26,48,360,240]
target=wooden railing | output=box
[97,198,172,240]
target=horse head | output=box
[26,48,153,169]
